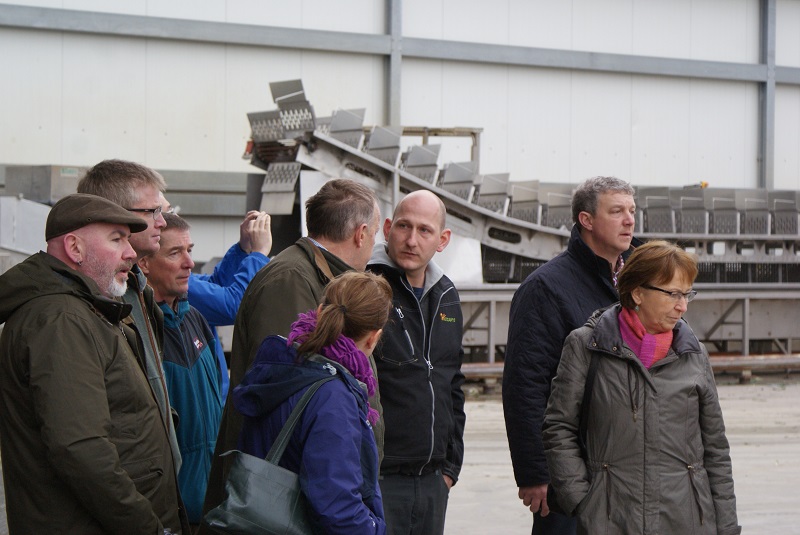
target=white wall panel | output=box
[688,80,758,187]
[570,72,633,181]
[689,0,759,63]
[222,46,304,173]
[440,0,509,45]
[775,85,800,189]
[403,0,444,40]
[401,59,444,125]
[572,0,633,55]
[61,34,147,164]
[630,77,691,185]
[506,66,572,182]
[297,0,384,34]
[508,1,572,49]
[0,0,383,31]
[632,0,692,59]
[297,51,385,126]
[439,63,509,175]
[0,28,63,165]
[144,40,227,170]
[183,216,240,262]
[777,0,800,68]
[404,0,759,63]
[225,0,303,27]
[229,0,387,33]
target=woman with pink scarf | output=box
[543,240,741,535]
[232,271,391,534]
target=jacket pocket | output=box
[378,307,417,365]
[576,461,610,531]
[687,460,716,529]
[121,456,165,493]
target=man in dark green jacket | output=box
[0,194,189,534]
[200,178,382,527]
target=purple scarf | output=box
[287,310,380,425]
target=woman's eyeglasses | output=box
[642,284,697,303]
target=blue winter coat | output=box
[189,243,270,398]
[160,299,224,523]
[233,336,385,535]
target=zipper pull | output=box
[323,363,337,375]
[395,306,404,319]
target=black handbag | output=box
[204,376,335,535]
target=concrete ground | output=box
[0,378,797,534]
[445,378,800,534]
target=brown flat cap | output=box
[46,193,148,241]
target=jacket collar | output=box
[296,237,354,281]
[0,251,132,325]
[587,304,702,358]
[159,297,190,328]
[368,242,445,297]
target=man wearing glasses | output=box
[78,160,183,474]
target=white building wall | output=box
[2,0,800,258]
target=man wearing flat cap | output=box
[0,193,190,534]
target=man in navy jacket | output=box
[503,176,638,535]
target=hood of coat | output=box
[585,303,702,358]
[0,251,132,324]
[232,335,347,419]
[368,241,445,297]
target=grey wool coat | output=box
[543,305,741,535]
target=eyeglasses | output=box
[126,206,174,220]
[642,284,697,303]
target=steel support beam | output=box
[0,4,391,55]
[386,0,402,126]
[401,38,769,83]
[758,0,777,189]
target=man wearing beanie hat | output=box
[0,193,190,534]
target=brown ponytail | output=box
[296,271,392,355]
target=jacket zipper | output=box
[405,282,454,475]
[395,307,416,356]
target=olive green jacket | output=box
[0,252,188,534]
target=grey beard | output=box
[108,277,128,298]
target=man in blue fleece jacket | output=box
[141,213,224,526]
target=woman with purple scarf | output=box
[233,271,391,535]
[543,241,741,534]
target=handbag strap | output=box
[265,375,336,464]
[305,237,336,282]
[577,352,600,456]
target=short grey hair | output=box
[571,176,635,229]
[78,159,167,208]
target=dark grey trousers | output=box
[379,471,449,535]
[532,510,577,535]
